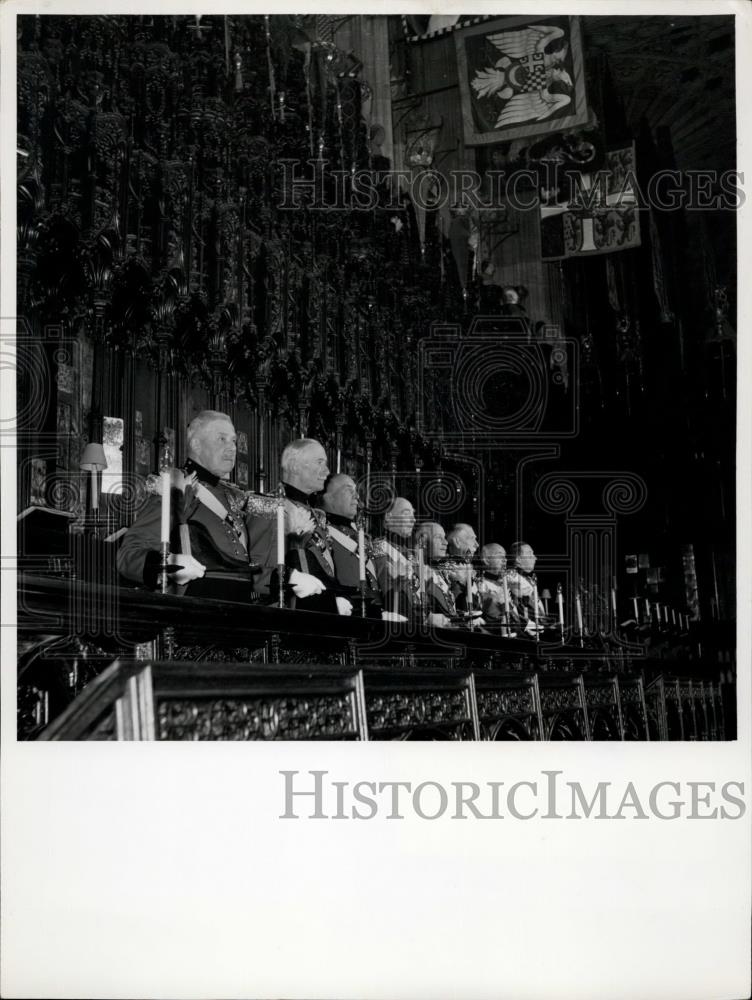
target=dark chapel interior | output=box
[15,14,737,742]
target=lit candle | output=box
[276,501,285,566]
[671,608,676,626]
[503,576,510,619]
[358,525,366,582]
[91,468,99,512]
[645,597,651,621]
[611,587,617,617]
[632,597,639,622]
[557,584,564,628]
[159,468,171,544]
[466,564,473,610]
[654,601,661,622]
[576,592,584,634]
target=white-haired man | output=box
[444,522,482,615]
[372,497,416,619]
[247,438,352,614]
[117,411,321,604]
[414,521,458,628]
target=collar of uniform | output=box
[283,482,313,506]
[385,530,410,551]
[327,511,354,529]
[184,458,223,488]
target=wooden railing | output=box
[17,574,734,741]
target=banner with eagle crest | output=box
[455,15,589,146]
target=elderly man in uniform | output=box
[414,521,458,628]
[246,438,352,615]
[477,542,519,630]
[506,540,545,629]
[444,522,482,615]
[320,472,382,617]
[117,410,321,604]
[372,497,416,620]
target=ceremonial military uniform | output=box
[117,458,263,602]
[246,483,342,613]
[325,512,382,616]
[477,573,523,625]
[440,556,482,615]
[423,561,459,621]
[372,532,416,618]
[506,567,545,621]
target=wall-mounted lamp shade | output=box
[80,443,107,471]
[541,589,552,601]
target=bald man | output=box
[320,473,382,616]
[372,497,416,619]
[246,438,352,614]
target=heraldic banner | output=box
[455,15,589,146]
[539,145,642,260]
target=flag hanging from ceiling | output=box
[455,16,589,146]
[539,145,641,260]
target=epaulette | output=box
[371,537,387,557]
[144,467,184,496]
[243,492,279,518]
[144,473,162,496]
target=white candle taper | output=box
[576,592,584,634]
[358,525,366,582]
[91,469,99,512]
[557,584,564,628]
[276,501,285,566]
[159,469,171,544]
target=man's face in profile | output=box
[386,499,415,538]
[191,419,237,479]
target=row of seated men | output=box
[117,410,545,631]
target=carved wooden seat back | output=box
[473,671,541,740]
[535,673,591,741]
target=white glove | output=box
[428,612,451,629]
[381,611,408,623]
[166,552,206,585]
[289,569,325,599]
[336,597,353,616]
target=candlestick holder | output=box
[158,541,170,595]
[276,483,286,609]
